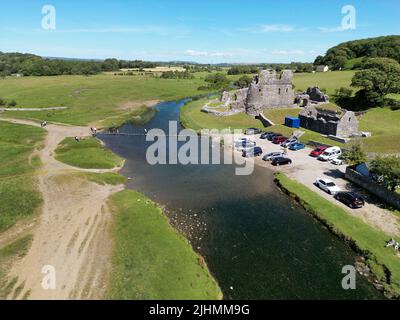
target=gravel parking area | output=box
[232,133,400,236]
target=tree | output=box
[351,58,400,107]
[333,87,353,109]
[342,143,367,165]
[102,58,120,71]
[370,156,400,192]
[203,73,230,90]
[234,75,252,88]
[7,100,17,107]
[0,98,6,106]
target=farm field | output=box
[293,71,355,95]
[0,73,210,126]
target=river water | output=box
[99,99,382,300]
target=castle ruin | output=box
[219,70,296,116]
[299,105,359,138]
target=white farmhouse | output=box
[315,65,329,72]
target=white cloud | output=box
[185,50,233,58]
[240,24,298,33]
[318,26,347,33]
[271,50,305,56]
[260,24,294,33]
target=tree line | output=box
[0,52,159,77]
[314,35,400,70]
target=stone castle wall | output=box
[246,70,295,116]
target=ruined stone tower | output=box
[245,70,295,116]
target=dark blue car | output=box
[289,142,306,151]
[242,147,263,158]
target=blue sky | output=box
[0,0,399,63]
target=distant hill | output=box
[314,35,400,70]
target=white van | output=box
[318,147,342,161]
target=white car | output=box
[234,137,250,145]
[315,178,341,195]
[236,141,256,151]
[318,147,342,161]
[331,157,345,166]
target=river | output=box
[99,99,383,300]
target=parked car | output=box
[310,146,329,157]
[234,137,250,144]
[331,156,345,166]
[236,141,256,151]
[267,132,281,141]
[314,178,341,195]
[289,142,306,151]
[263,152,284,161]
[318,147,342,161]
[260,131,274,139]
[242,147,263,158]
[245,128,262,135]
[281,137,298,148]
[273,136,288,144]
[271,157,292,166]
[334,192,365,209]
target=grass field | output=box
[0,73,210,126]
[275,172,400,298]
[107,190,222,300]
[293,71,355,95]
[55,137,124,169]
[358,107,400,153]
[0,121,46,232]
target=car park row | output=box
[235,128,365,209]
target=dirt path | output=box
[0,118,124,300]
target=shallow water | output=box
[99,99,383,299]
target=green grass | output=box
[84,172,126,186]
[344,57,365,70]
[358,107,400,153]
[275,172,400,298]
[293,71,355,95]
[387,94,400,101]
[55,137,124,169]
[107,190,222,300]
[0,73,211,126]
[180,99,261,132]
[0,121,46,232]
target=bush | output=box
[7,100,17,108]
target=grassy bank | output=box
[55,137,124,169]
[358,107,400,154]
[180,99,262,132]
[274,172,400,298]
[107,190,222,300]
[0,73,211,126]
[0,121,46,232]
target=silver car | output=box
[263,152,284,161]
